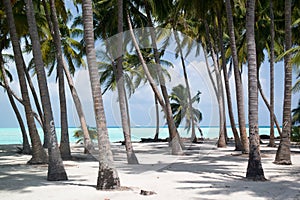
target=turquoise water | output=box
[0,126,280,145]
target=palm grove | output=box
[0,0,299,188]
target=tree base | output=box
[246,175,268,181]
[27,157,48,165]
[47,171,68,181]
[96,167,120,190]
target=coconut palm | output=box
[245,0,266,181]
[3,0,48,164]
[292,100,300,125]
[224,0,248,153]
[275,0,292,165]
[25,0,67,180]
[169,84,202,135]
[81,0,120,189]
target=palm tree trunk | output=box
[269,0,276,147]
[142,9,184,154]
[245,0,266,180]
[116,0,138,164]
[82,0,120,189]
[275,0,292,165]
[173,30,197,143]
[225,0,249,153]
[204,20,226,148]
[153,94,160,141]
[25,0,67,180]
[3,0,48,164]
[0,54,31,154]
[47,0,71,160]
[217,12,242,150]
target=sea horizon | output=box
[0,126,280,145]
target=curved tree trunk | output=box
[275,0,292,165]
[3,0,48,164]
[82,0,120,189]
[25,0,67,180]
[153,94,160,141]
[245,0,266,180]
[173,30,197,143]
[116,0,138,164]
[217,12,242,150]
[225,0,249,153]
[47,0,72,160]
[0,55,31,154]
[204,20,226,148]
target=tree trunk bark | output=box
[153,94,160,141]
[225,0,249,153]
[143,8,184,154]
[269,0,276,147]
[116,0,139,164]
[47,0,72,160]
[275,0,292,165]
[246,0,266,180]
[25,0,67,180]
[82,0,120,189]
[3,0,48,164]
[217,11,242,150]
[0,55,31,154]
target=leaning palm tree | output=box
[3,0,48,164]
[275,0,292,165]
[169,84,202,138]
[24,0,67,180]
[81,0,120,189]
[245,0,266,181]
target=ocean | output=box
[0,126,280,145]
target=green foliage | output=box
[291,126,300,143]
[73,127,98,144]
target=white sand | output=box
[0,140,300,200]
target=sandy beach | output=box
[0,140,300,200]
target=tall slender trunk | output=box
[82,0,120,189]
[42,0,92,153]
[204,20,226,148]
[246,0,266,180]
[217,12,242,150]
[3,0,48,164]
[153,94,160,141]
[0,54,31,154]
[269,0,276,147]
[47,0,71,160]
[116,0,138,164]
[173,30,197,143]
[225,0,249,153]
[143,8,184,154]
[275,0,292,165]
[25,0,67,180]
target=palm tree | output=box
[245,0,266,181]
[169,84,202,134]
[43,0,71,160]
[126,14,183,155]
[275,0,292,165]
[225,0,249,153]
[25,0,67,180]
[268,0,276,147]
[81,0,120,189]
[3,0,48,164]
[0,54,31,154]
[116,0,138,164]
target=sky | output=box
[0,2,299,128]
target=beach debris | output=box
[140,190,157,195]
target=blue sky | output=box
[0,1,299,128]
